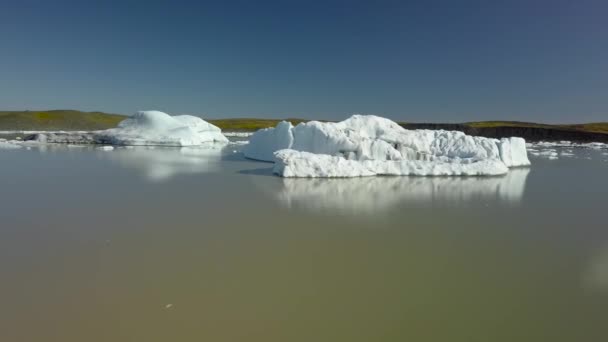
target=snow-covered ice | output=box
[244,115,530,177]
[273,150,510,177]
[31,111,229,147]
[243,121,294,162]
[97,145,114,151]
[96,111,228,146]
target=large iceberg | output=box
[31,111,228,146]
[243,115,530,177]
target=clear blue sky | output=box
[1,0,606,123]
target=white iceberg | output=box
[243,115,530,177]
[0,139,22,149]
[96,111,228,146]
[32,111,229,146]
[243,121,294,161]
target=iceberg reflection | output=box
[276,168,530,213]
[103,144,224,182]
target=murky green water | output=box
[1,142,607,341]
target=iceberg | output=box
[97,111,228,146]
[31,111,229,146]
[243,121,294,161]
[244,115,530,177]
[0,139,22,149]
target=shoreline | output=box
[2,126,606,144]
[1,110,607,143]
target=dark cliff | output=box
[401,123,608,143]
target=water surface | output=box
[1,142,607,341]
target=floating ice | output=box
[96,111,228,146]
[0,139,22,149]
[223,132,254,137]
[244,121,294,162]
[529,141,608,150]
[273,150,510,177]
[244,115,530,177]
[560,151,575,157]
[31,111,228,147]
[531,150,559,159]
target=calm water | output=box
[1,142,607,341]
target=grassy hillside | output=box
[208,118,307,130]
[466,120,608,133]
[0,110,125,131]
[560,122,608,134]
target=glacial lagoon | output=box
[1,140,608,341]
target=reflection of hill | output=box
[276,168,530,214]
[103,145,224,182]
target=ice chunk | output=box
[529,141,608,150]
[243,121,293,161]
[245,115,529,177]
[223,132,254,137]
[97,111,228,146]
[27,111,228,147]
[0,139,22,149]
[499,137,531,167]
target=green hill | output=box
[0,110,125,131]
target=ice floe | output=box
[0,139,22,149]
[529,150,559,159]
[244,115,530,177]
[528,141,608,150]
[526,140,608,160]
[223,132,254,137]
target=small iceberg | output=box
[244,115,530,177]
[97,111,228,146]
[0,139,22,149]
[31,111,228,146]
